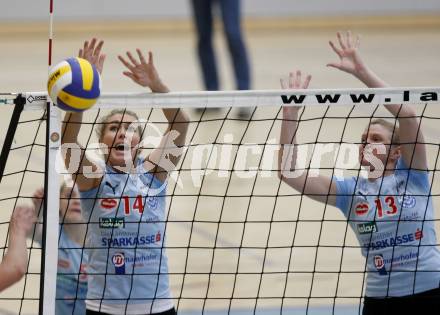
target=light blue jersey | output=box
[56,227,88,315]
[335,158,440,297]
[80,160,173,314]
[37,227,88,314]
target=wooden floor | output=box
[0,19,440,315]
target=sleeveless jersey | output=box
[80,160,173,314]
[335,158,440,297]
[56,227,88,315]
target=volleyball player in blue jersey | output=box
[31,183,87,315]
[278,32,440,315]
[62,38,189,315]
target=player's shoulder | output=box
[394,157,429,189]
[333,175,359,193]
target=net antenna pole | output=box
[39,0,60,314]
[0,94,25,182]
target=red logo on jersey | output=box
[112,253,126,274]
[415,229,423,240]
[355,202,369,216]
[112,253,125,267]
[101,198,117,210]
[374,255,385,269]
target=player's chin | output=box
[66,213,83,224]
[108,154,136,169]
[360,158,371,168]
[62,210,83,223]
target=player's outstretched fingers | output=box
[337,31,346,50]
[302,74,312,89]
[294,70,302,88]
[118,55,134,71]
[126,51,140,66]
[137,49,147,65]
[346,31,353,48]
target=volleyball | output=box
[47,57,101,112]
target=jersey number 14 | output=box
[122,195,144,215]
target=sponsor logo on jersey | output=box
[355,202,369,216]
[145,215,161,222]
[363,229,424,250]
[125,253,159,267]
[415,228,423,240]
[99,217,125,229]
[100,198,118,210]
[58,259,71,269]
[373,251,419,271]
[357,222,378,234]
[390,251,419,267]
[374,254,387,275]
[112,253,125,275]
[401,210,422,221]
[147,196,158,210]
[102,231,162,247]
[400,196,417,209]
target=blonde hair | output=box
[96,109,143,142]
[369,118,400,145]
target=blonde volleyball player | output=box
[62,38,189,315]
[31,182,87,315]
[278,32,440,315]
[0,206,35,292]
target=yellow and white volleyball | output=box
[47,57,101,112]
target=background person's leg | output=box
[219,0,252,118]
[219,0,250,91]
[191,0,219,91]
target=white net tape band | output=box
[1,87,439,110]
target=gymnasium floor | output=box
[0,18,440,314]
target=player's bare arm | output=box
[118,49,189,182]
[62,38,106,191]
[328,31,427,170]
[278,70,337,206]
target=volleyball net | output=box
[0,88,439,314]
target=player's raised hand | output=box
[10,206,36,237]
[327,31,367,77]
[280,70,311,117]
[79,38,106,75]
[281,70,312,90]
[118,50,169,93]
[31,188,44,216]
